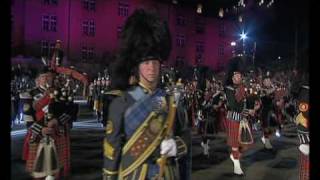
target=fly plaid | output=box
[124,87,167,137]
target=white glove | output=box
[299,144,309,156]
[160,138,177,157]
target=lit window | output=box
[82,20,95,36]
[42,15,49,31]
[89,20,95,36]
[82,21,89,35]
[50,15,57,32]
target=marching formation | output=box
[15,8,309,180]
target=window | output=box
[118,2,129,17]
[49,42,55,57]
[176,34,185,47]
[195,53,203,64]
[195,41,204,64]
[50,16,57,32]
[196,41,204,53]
[219,22,225,37]
[82,47,88,61]
[43,0,58,5]
[218,44,224,56]
[88,47,94,60]
[175,56,184,67]
[89,20,95,36]
[177,15,186,26]
[82,46,95,61]
[82,20,95,36]
[42,15,57,32]
[82,21,88,35]
[42,15,49,31]
[195,18,205,34]
[41,40,55,58]
[82,0,96,11]
[41,40,49,57]
[117,26,122,38]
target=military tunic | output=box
[103,84,188,180]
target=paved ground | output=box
[11,100,300,180]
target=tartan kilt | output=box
[299,152,309,180]
[276,110,284,125]
[218,108,227,133]
[22,131,32,161]
[24,131,71,177]
[227,119,240,147]
[25,140,39,173]
[56,132,71,177]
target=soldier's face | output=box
[36,73,53,88]
[232,72,242,85]
[263,78,272,87]
[139,60,160,83]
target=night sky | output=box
[160,0,309,66]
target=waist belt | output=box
[227,111,242,121]
[297,130,309,144]
[146,156,177,165]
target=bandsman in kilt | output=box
[102,9,189,180]
[224,57,259,176]
[20,68,61,179]
[259,71,278,150]
[47,85,73,179]
[295,81,309,180]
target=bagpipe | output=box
[237,81,259,145]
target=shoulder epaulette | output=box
[104,90,124,97]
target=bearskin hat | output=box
[224,56,247,86]
[109,9,171,90]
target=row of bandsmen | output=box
[101,8,309,180]
[19,68,78,180]
[220,57,309,178]
[88,75,111,125]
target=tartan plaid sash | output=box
[124,87,166,137]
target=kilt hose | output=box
[23,130,71,177]
[299,152,309,180]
